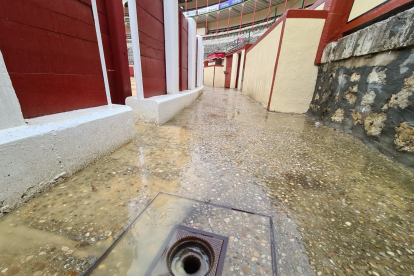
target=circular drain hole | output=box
[167,237,214,276]
[183,255,201,274]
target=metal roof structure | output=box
[185,0,289,24]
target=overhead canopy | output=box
[186,0,287,24]
[207,52,226,60]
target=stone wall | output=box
[308,7,414,171]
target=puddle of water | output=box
[0,88,413,276]
[0,125,192,276]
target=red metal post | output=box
[238,1,244,35]
[251,0,258,32]
[283,0,288,12]
[226,7,231,37]
[205,0,209,35]
[206,14,208,35]
[215,0,221,39]
[303,0,308,9]
[265,0,272,28]
[185,0,187,12]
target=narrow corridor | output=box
[0,87,413,276]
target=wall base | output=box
[126,86,203,125]
[0,105,135,215]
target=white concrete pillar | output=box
[188,18,197,90]
[164,0,180,94]
[196,36,204,88]
[91,0,112,105]
[128,0,144,99]
[0,50,25,130]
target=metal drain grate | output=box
[146,225,228,276]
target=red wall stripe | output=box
[267,19,286,111]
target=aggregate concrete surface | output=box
[0,87,413,276]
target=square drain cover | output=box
[147,225,228,275]
[82,192,277,276]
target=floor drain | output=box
[81,192,277,276]
[147,225,228,276]
[182,255,201,273]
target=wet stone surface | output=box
[0,87,413,276]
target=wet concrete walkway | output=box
[0,87,413,276]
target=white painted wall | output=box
[128,0,144,99]
[0,105,135,214]
[188,18,197,90]
[0,50,25,131]
[126,86,203,125]
[164,0,180,94]
[270,18,326,113]
[243,23,284,108]
[196,36,204,88]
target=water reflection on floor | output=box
[0,87,413,276]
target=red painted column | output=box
[216,0,221,39]
[185,0,187,12]
[314,0,354,64]
[251,0,258,32]
[303,0,307,8]
[206,15,209,35]
[105,0,132,104]
[265,0,272,28]
[226,7,232,37]
[283,0,288,12]
[238,1,245,35]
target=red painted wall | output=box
[179,10,188,91]
[105,0,133,105]
[136,0,167,98]
[0,0,131,118]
